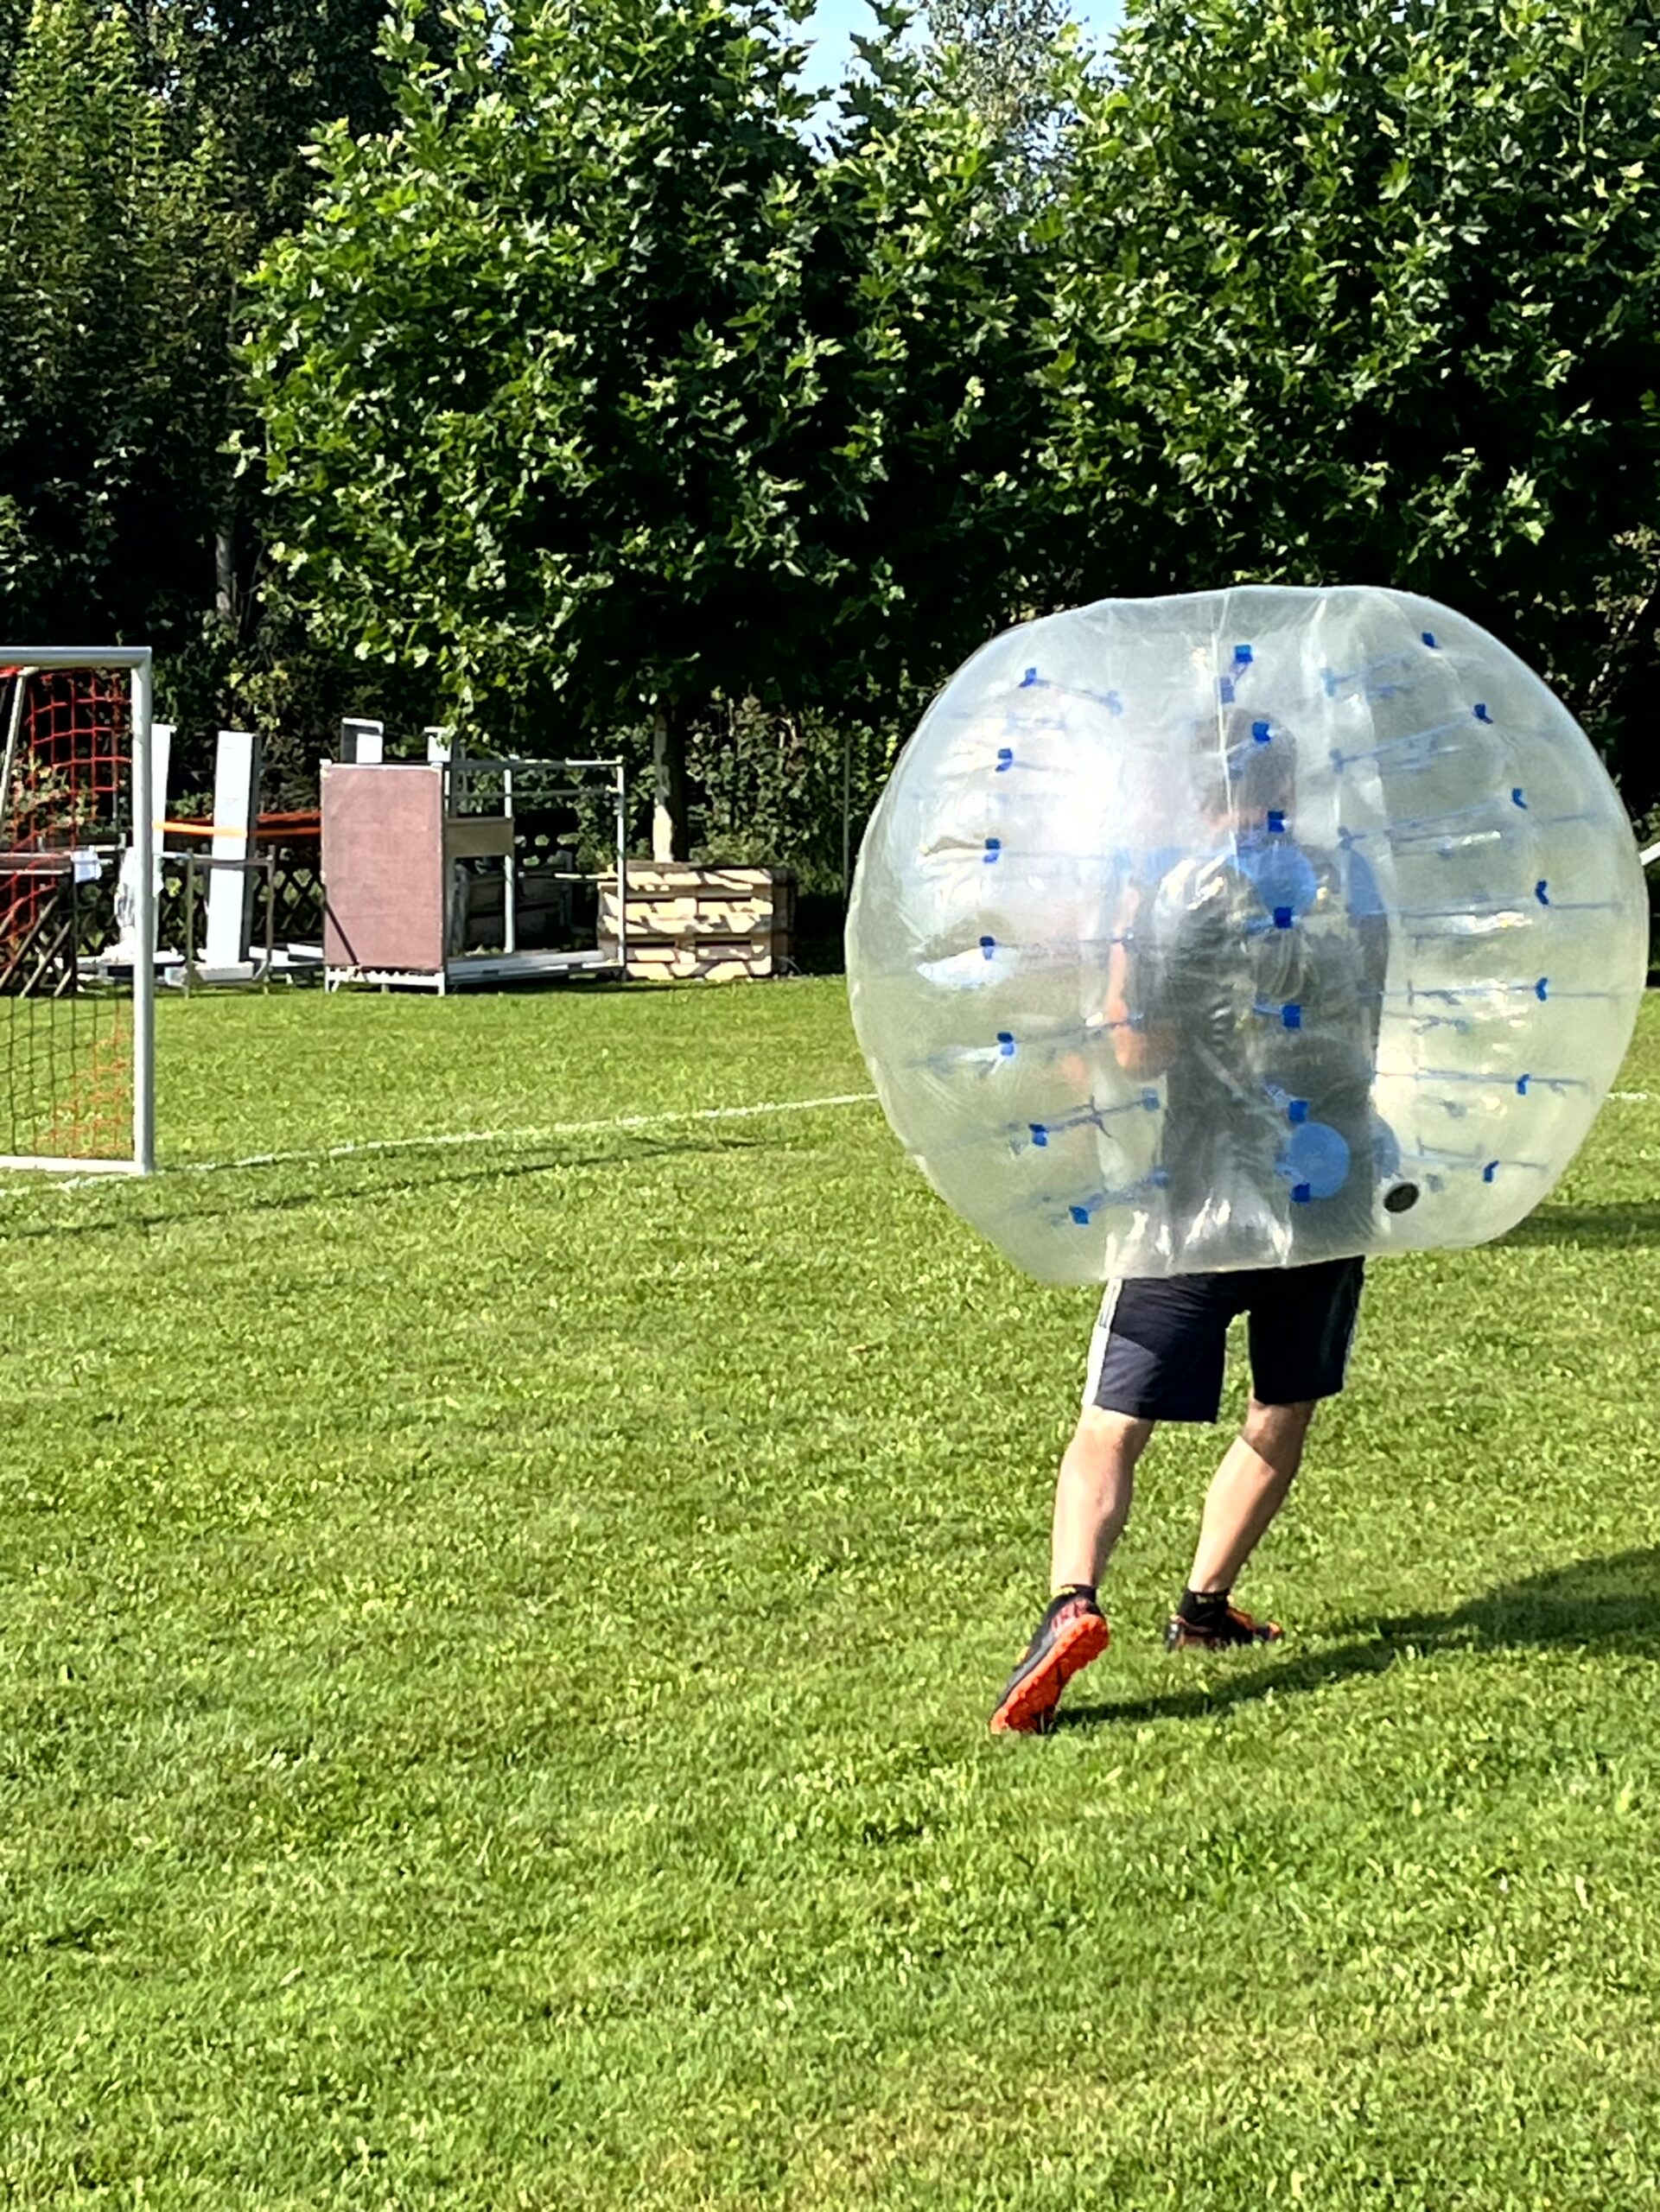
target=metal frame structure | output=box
[0,646,155,1175]
[444,747,629,985]
[323,743,628,992]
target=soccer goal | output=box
[0,649,156,1173]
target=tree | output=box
[248,0,826,855]
[0,0,461,777]
[924,0,1075,180]
[0,0,239,661]
[1041,0,1660,803]
[131,0,451,236]
[126,0,460,748]
[808,1,1057,688]
[246,0,1051,854]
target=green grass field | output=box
[3,979,1659,2209]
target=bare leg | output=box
[1051,1407,1155,1592]
[1185,1396,1315,1595]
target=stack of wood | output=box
[599,862,794,981]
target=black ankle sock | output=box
[1178,1586,1230,1625]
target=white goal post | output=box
[0,646,156,1174]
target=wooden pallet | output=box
[599,864,794,981]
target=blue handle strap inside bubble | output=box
[1062,1169,1171,1227]
[1020,1093,1161,1148]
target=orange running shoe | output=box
[989,1588,1111,1735]
[1163,1600,1283,1652]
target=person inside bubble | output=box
[990,707,1396,1735]
[1133,709,1393,1259]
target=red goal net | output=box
[0,663,144,1166]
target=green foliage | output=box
[690,697,902,888]
[0,0,450,777]
[1044,0,1660,788]
[1,982,1659,2202]
[230,574,444,806]
[131,0,454,238]
[0,0,241,650]
[812,9,1054,685]
[245,0,1047,771]
[250,0,836,736]
[7,0,1659,858]
[924,0,1078,180]
[0,0,29,91]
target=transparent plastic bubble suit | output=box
[846,587,1647,1283]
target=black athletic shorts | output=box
[1084,1258,1365,1424]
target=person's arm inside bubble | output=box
[1104,881,1177,1077]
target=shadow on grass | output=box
[0,1128,768,1243]
[1501,1202,1660,1248]
[1056,1547,1660,1731]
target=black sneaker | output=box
[1164,1600,1283,1653]
[989,1589,1111,1734]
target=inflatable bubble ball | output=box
[846,587,1647,1284]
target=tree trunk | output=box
[215,513,237,632]
[652,699,689,861]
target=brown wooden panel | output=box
[321,764,444,971]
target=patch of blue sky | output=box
[798,0,1125,99]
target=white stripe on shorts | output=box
[1082,1279,1125,1411]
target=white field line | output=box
[2,1080,1653,1202]
[0,1090,883,1201]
